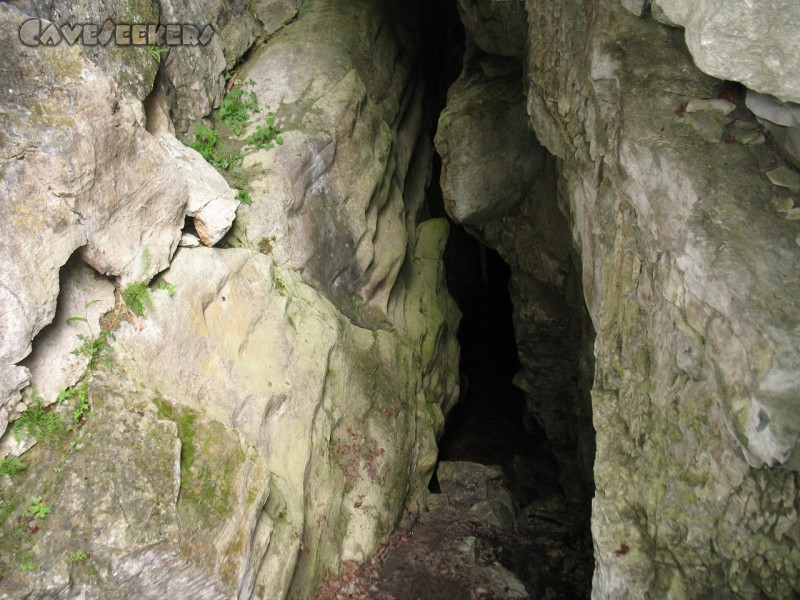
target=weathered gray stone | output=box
[651,0,800,104]
[26,0,159,100]
[154,0,258,133]
[435,57,546,226]
[0,4,186,429]
[620,0,650,17]
[746,90,800,128]
[684,97,735,115]
[20,260,115,406]
[524,0,800,596]
[96,233,458,599]
[227,0,427,327]
[767,166,800,192]
[436,52,594,504]
[252,0,301,36]
[157,133,239,246]
[456,0,527,59]
[436,461,517,530]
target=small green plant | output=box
[13,402,63,444]
[0,457,26,477]
[72,329,113,371]
[122,281,153,317]
[20,555,36,572]
[147,44,169,63]
[245,111,283,151]
[23,497,52,519]
[236,188,253,204]
[155,279,178,296]
[66,549,88,564]
[218,81,259,135]
[72,388,91,424]
[188,123,243,171]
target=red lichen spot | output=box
[675,102,687,118]
[614,543,630,556]
[724,135,736,144]
[717,90,736,104]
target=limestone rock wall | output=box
[226,0,431,328]
[439,0,800,595]
[0,1,460,598]
[522,0,800,597]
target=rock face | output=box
[0,4,185,434]
[439,0,800,597]
[522,0,800,597]
[435,55,546,226]
[226,0,429,328]
[648,0,800,104]
[0,0,461,598]
[455,0,527,59]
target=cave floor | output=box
[314,371,594,598]
[314,498,592,600]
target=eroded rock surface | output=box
[523,0,800,597]
[648,0,800,104]
[0,5,186,431]
[227,0,428,327]
[0,1,461,598]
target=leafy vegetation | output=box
[121,281,153,317]
[23,498,51,519]
[20,554,35,572]
[13,401,63,444]
[72,328,113,372]
[147,44,169,64]
[236,188,253,205]
[66,549,88,564]
[185,79,283,204]
[246,112,284,151]
[0,457,26,478]
[218,80,259,135]
[154,279,178,297]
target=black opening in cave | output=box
[435,231,563,505]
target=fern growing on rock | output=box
[122,281,152,317]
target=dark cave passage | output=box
[435,232,562,505]
[417,0,595,508]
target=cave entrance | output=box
[436,231,563,505]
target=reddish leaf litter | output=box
[315,500,592,600]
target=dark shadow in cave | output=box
[435,231,562,505]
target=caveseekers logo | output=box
[19,18,214,47]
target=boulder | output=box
[455,0,527,59]
[435,56,546,226]
[157,133,239,246]
[650,0,800,104]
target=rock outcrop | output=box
[435,52,596,505]
[439,0,800,597]
[0,0,461,598]
[646,0,800,105]
[523,0,800,597]
[226,0,430,328]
